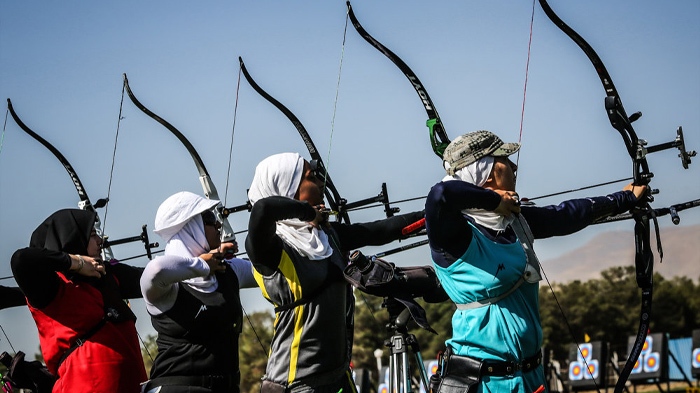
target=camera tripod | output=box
[383,303,431,393]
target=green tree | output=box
[653,275,700,337]
[539,266,700,361]
[352,293,389,371]
[240,310,274,393]
[413,299,454,359]
[540,266,643,359]
[141,334,158,375]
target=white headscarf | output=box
[154,191,220,292]
[443,156,514,231]
[248,152,333,260]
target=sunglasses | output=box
[201,210,219,227]
[309,159,327,183]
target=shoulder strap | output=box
[55,315,109,369]
[510,214,542,283]
[455,215,541,310]
[55,275,133,369]
[455,276,526,310]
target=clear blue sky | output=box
[1,1,698,358]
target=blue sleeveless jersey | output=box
[433,222,542,362]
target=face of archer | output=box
[201,210,222,251]
[87,229,103,259]
[296,160,325,206]
[486,156,518,192]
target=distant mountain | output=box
[540,224,700,283]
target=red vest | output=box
[29,273,147,393]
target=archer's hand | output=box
[492,190,522,216]
[309,204,330,229]
[200,250,227,274]
[219,241,238,256]
[623,183,648,202]
[70,254,105,278]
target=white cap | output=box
[154,191,220,242]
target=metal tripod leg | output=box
[387,332,430,393]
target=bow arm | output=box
[122,74,237,244]
[346,1,450,158]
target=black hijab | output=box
[27,209,135,321]
[29,209,95,254]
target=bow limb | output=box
[238,57,351,224]
[122,74,237,245]
[538,2,655,391]
[6,98,116,262]
[346,1,450,158]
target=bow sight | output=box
[101,225,159,261]
[638,127,695,169]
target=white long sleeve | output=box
[226,257,257,289]
[140,254,210,315]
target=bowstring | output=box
[231,60,269,358]
[518,2,600,390]
[224,64,243,212]
[0,324,16,354]
[103,81,127,233]
[106,81,156,364]
[241,305,270,355]
[322,6,350,200]
[0,108,8,157]
[329,9,389,325]
[514,0,536,177]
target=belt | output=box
[481,352,542,376]
[446,351,542,377]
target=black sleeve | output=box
[10,247,72,309]
[245,196,317,274]
[522,190,639,239]
[0,285,26,309]
[108,263,145,299]
[425,181,501,261]
[330,210,425,252]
